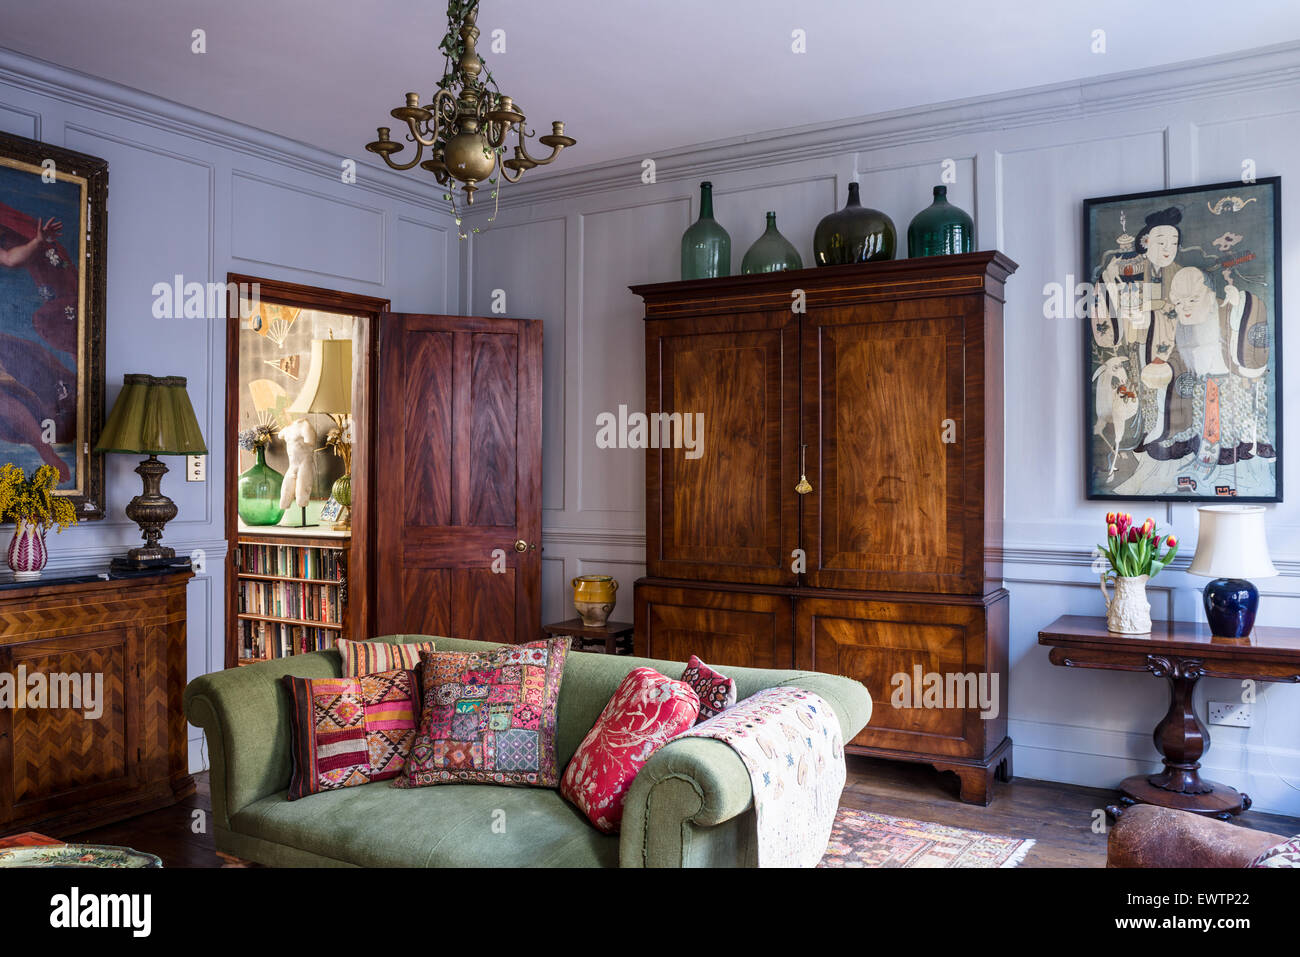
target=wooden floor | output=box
[64,757,1300,868]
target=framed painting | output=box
[0,131,106,519]
[1083,177,1281,502]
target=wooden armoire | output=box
[631,251,1017,805]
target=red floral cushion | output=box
[561,667,700,833]
[1247,835,1300,867]
[283,669,419,800]
[681,655,737,722]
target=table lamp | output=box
[95,374,207,571]
[288,335,352,529]
[1187,505,1278,637]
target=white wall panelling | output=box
[464,43,1300,814]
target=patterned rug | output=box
[818,807,1035,868]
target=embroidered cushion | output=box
[337,637,437,676]
[283,669,419,800]
[681,655,737,722]
[1247,835,1300,867]
[561,667,700,834]
[397,638,570,788]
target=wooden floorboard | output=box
[61,759,1300,868]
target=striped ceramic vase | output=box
[7,518,48,580]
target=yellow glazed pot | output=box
[572,575,618,627]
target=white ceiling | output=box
[5,0,1300,177]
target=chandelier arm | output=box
[403,114,440,148]
[498,160,525,184]
[377,144,425,171]
[516,134,563,167]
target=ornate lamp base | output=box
[116,455,181,569]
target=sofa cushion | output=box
[681,655,737,722]
[231,780,618,867]
[561,667,700,834]
[1247,835,1300,867]
[283,670,418,800]
[337,637,438,676]
[398,638,570,788]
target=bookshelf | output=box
[232,530,350,665]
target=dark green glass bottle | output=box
[680,181,731,279]
[907,185,975,257]
[741,212,803,274]
[813,182,895,265]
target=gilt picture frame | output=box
[1083,177,1282,502]
[0,131,107,520]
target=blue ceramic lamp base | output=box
[1202,578,1259,637]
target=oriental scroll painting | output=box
[1084,178,1281,502]
[0,132,106,519]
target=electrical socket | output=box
[186,455,206,482]
[1208,700,1253,728]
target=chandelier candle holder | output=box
[365,1,575,236]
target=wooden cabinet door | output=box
[646,309,800,585]
[0,628,138,825]
[802,298,985,594]
[635,582,794,669]
[375,314,543,643]
[796,596,1002,758]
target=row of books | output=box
[238,579,342,625]
[238,619,337,661]
[239,542,345,581]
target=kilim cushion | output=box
[395,637,570,788]
[561,667,700,834]
[337,637,438,676]
[283,669,419,800]
[681,654,737,723]
[1247,835,1300,867]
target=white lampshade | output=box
[288,338,352,415]
[1187,505,1278,580]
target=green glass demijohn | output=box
[680,181,731,280]
[813,182,896,265]
[741,211,803,274]
[907,185,975,257]
[237,446,286,526]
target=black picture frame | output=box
[0,130,107,520]
[1082,177,1282,503]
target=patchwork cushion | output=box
[397,638,570,788]
[1247,835,1300,867]
[681,654,737,722]
[561,667,700,834]
[283,669,419,800]
[337,637,437,676]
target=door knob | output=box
[513,539,528,553]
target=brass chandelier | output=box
[365,1,575,231]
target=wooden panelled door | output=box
[375,314,543,643]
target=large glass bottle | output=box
[680,181,731,279]
[907,185,975,257]
[237,446,286,526]
[741,212,803,274]
[813,182,896,265]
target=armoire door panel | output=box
[796,597,991,758]
[376,314,542,643]
[804,301,983,594]
[1,629,137,820]
[635,583,793,669]
[646,310,799,585]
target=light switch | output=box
[187,455,206,482]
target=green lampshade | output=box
[95,373,207,455]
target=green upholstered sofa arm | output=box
[619,671,872,867]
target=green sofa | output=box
[183,635,872,867]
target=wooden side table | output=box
[542,618,634,655]
[1039,615,1300,820]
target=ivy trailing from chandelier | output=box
[366,0,576,239]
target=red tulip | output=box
[1166,535,1177,547]
[1108,523,1118,537]
[1106,511,1117,525]
[1127,527,1140,543]
[1142,518,1154,534]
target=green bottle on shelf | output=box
[237,447,286,526]
[680,181,731,280]
[741,211,803,274]
[907,185,975,257]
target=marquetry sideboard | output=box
[0,567,194,836]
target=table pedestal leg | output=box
[1118,656,1251,820]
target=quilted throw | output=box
[681,686,846,867]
